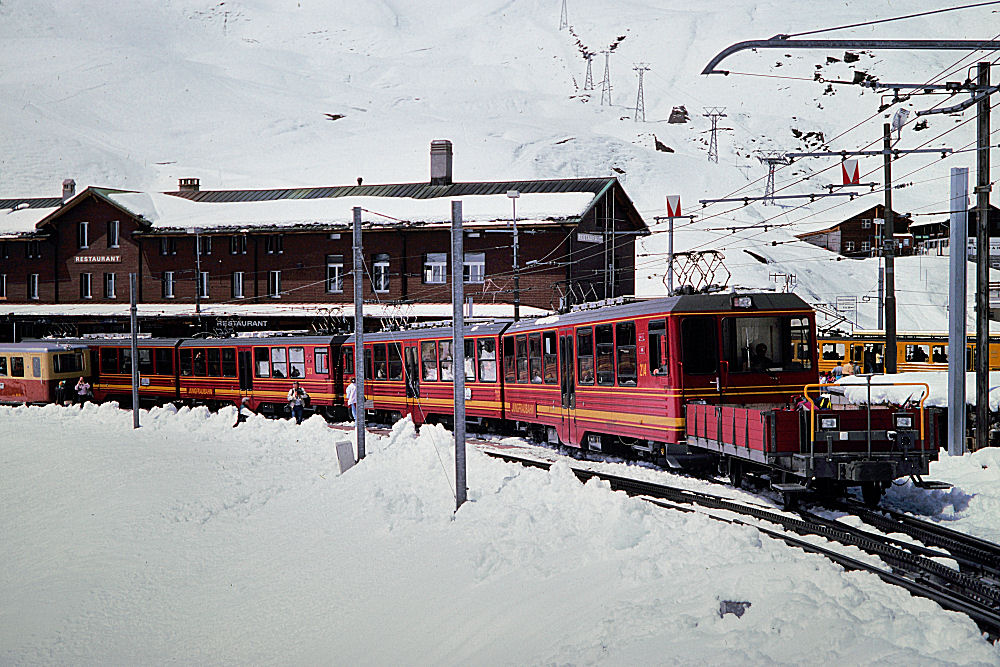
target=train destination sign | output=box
[73,255,122,263]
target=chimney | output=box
[430,139,453,185]
[178,177,200,192]
[62,178,76,203]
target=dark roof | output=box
[166,178,617,204]
[0,197,62,210]
[362,321,511,343]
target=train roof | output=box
[0,341,90,353]
[179,335,346,347]
[360,320,510,343]
[506,293,813,333]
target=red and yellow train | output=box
[6,292,938,505]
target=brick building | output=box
[795,204,913,258]
[0,142,648,338]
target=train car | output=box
[90,338,182,405]
[361,322,506,428]
[0,342,91,404]
[818,331,1000,375]
[178,335,350,418]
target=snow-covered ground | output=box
[3,403,999,663]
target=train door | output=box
[558,333,576,444]
[403,344,420,416]
[237,349,253,392]
[679,316,721,401]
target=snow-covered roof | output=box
[107,191,596,232]
[0,205,60,237]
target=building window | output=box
[162,271,175,298]
[844,241,855,252]
[198,272,210,299]
[861,241,870,252]
[26,241,41,259]
[0,274,6,298]
[861,219,872,229]
[197,235,212,256]
[326,254,344,293]
[104,272,116,299]
[463,252,485,284]
[230,235,247,255]
[160,238,177,256]
[28,274,39,300]
[265,235,283,254]
[0,241,8,259]
[268,270,281,298]
[423,252,447,284]
[231,271,245,299]
[373,254,390,293]
[80,273,93,299]
[78,221,89,249]
[107,220,120,248]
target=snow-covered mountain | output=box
[1,0,997,329]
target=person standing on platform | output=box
[287,381,309,425]
[346,377,358,422]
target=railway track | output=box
[477,446,1000,639]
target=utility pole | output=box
[191,228,202,316]
[633,63,649,122]
[600,50,612,106]
[949,167,969,456]
[583,53,594,91]
[451,201,467,511]
[882,123,897,374]
[975,62,992,452]
[130,273,140,429]
[704,107,727,163]
[353,206,366,460]
[507,190,521,321]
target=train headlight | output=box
[819,415,840,431]
[893,413,914,430]
[731,296,754,309]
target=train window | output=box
[100,347,118,374]
[181,349,193,376]
[616,322,637,386]
[439,340,454,381]
[315,348,329,375]
[576,327,594,385]
[365,347,373,381]
[649,319,668,375]
[528,333,542,383]
[32,356,41,378]
[11,356,24,377]
[905,344,930,363]
[515,335,528,384]
[0,357,6,376]
[388,343,403,380]
[502,336,515,382]
[421,341,438,381]
[191,349,205,377]
[270,347,288,378]
[595,324,614,386]
[968,346,977,370]
[860,344,883,373]
[254,348,270,377]
[342,346,354,375]
[54,352,84,374]
[542,332,557,384]
[137,349,154,375]
[122,348,133,374]
[721,316,813,373]
[373,344,387,380]
[155,348,174,376]
[288,347,305,378]
[221,348,237,378]
[206,348,221,377]
[931,345,948,363]
[681,317,718,375]
[821,343,846,361]
[464,339,475,381]
[479,339,497,382]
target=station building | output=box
[0,141,648,339]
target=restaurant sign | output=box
[74,255,122,263]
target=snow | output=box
[2,403,999,663]
[0,205,59,236]
[106,191,597,231]
[839,371,1000,410]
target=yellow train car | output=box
[818,331,1000,375]
[0,342,92,404]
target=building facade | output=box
[795,204,913,258]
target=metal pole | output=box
[877,260,884,330]
[194,229,202,316]
[130,273,140,429]
[452,201,467,510]
[975,62,992,452]
[353,206,366,460]
[948,167,969,456]
[667,216,674,295]
[882,124,897,374]
[507,190,520,321]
